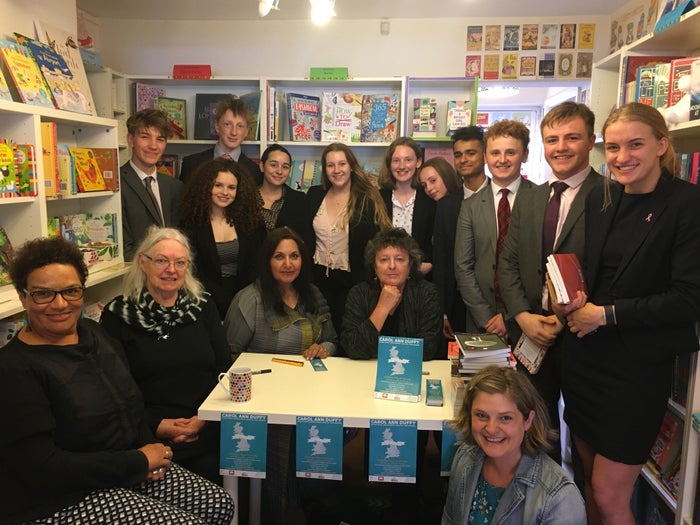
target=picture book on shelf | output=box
[156,154,179,178]
[0,226,15,285]
[411,97,437,138]
[446,101,471,136]
[287,92,321,142]
[90,148,119,191]
[0,67,12,102]
[321,92,362,143]
[40,122,58,197]
[56,144,76,196]
[34,19,96,116]
[194,93,229,140]
[133,82,165,112]
[360,94,398,143]
[0,37,54,108]
[15,33,90,114]
[155,96,187,140]
[68,147,106,192]
[12,144,38,197]
[240,90,262,141]
[649,410,683,475]
[0,143,16,197]
[374,335,423,402]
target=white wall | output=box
[0,0,76,40]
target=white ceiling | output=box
[77,0,628,21]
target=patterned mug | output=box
[218,367,252,402]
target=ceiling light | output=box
[310,0,335,26]
[258,0,280,17]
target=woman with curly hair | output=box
[307,142,391,341]
[180,157,265,318]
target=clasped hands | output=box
[156,416,206,444]
[551,290,605,338]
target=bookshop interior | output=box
[1,0,700,524]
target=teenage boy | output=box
[454,119,535,336]
[498,101,603,463]
[179,96,261,184]
[433,126,487,342]
[121,109,184,261]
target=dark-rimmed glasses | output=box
[23,286,86,304]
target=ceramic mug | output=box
[218,367,252,402]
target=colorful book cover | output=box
[91,148,120,191]
[466,26,483,51]
[288,160,305,192]
[501,53,518,80]
[482,54,500,80]
[465,55,481,78]
[133,82,165,112]
[0,67,12,102]
[219,413,268,478]
[540,24,559,49]
[635,66,657,106]
[411,97,437,138]
[59,212,119,261]
[668,57,698,108]
[155,96,187,140]
[40,121,58,197]
[68,147,106,192]
[0,37,54,108]
[0,316,25,345]
[368,419,418,483]
[295,416,343,480]
[301,160,322,191]
[321,92,362,143]
[521,24,538,50]
[16,33,90,114]
[446,100,471,136]
[34,20,96,116]
[374,335,423,402]
[503,25,520,51]
[194,93,229,140]
[240,90,262,141]
[156,154,179,178]
[559,24,576,49]
[360,94,399,143]
[0,143,15,197]
[519,56,537,79]
[56,144,76,196]
[576,52,593,79]
[287,92,321,142]
[12,144,38,197]
[556,53,574,79]
[577,23,596,49]
[440,422,460,476]
[484,25,501,51]
[652,63,671,108]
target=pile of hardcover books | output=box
[454,332,514,382]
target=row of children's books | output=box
[267,88,399,144]
[412,98,472,138]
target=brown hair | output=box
[484,119,530,151]
[214,96,250,123]
[378,136,423,190]
[126,109,171,139]
[540,101,595,139]
[418,157,462,194]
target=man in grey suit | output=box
[454,119,535,337]
[498,101,604,464]
[121,109,184,260]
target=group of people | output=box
[0,96,698,525]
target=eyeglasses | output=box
[23,286,85,304]
[142,253,189,270]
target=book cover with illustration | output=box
[287,92,321,142]
[521,24,538,50]
[155,96,187,139]
[133,82,165,112]
[321,92,362,143]
[68,147,106,192]
[0,227,15,285]
[465,55,481,78]
[374,335,423,402]
[40,121,58,197]
[482,54,500,80]
[411,97,437,138]
[0,67,12,101]
[446,101,471,136]
[466,25,483,51]
[56,144,76,196]
[91,148,119,191]
[220,413,268,478]
[295,416,343,480]
[12,144,38,197]
[240,90,262,141]
[194,93,229,140]
[59,212,119,264]
[360,94,399,143]
[0,143,16,197]
[368,419,418,483]
[520,56,538,79]
[0,37,54,108]
[156,154,179,178]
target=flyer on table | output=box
[368,419,418,483]
[374,335,423,402]
[295,416,344,480]
[220,413,268,478]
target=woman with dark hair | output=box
[379,137,435,275]
[418,156,462,202]
[257,144,311,245]
[340,227,441,360]
[0,236,234,525]
[308,142,391,339]
[179,157,265,318]
[101,227,231,485]
[224,226,336,362]
[443,366,585,524]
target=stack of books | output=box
[454,332,514,381]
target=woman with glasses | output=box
[0,236,234,524]
[179,157,265,319]
[101,227,231,485]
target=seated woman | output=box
[340,227,442,360]
[0,237,234,525]
[224,226,336,525]
[442,365,585,525]
[101,227,232,485]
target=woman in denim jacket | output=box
[442,366,585,525]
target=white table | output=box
[198,353,455,525]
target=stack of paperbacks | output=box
[454,332,514,382]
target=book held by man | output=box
[545,252,587,305]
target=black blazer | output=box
[379,187,436,263]
[307,185,381,284]
[274,187,313,249]
[584,175,700,361]
[179,147,262,186]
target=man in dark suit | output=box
[498,101,604,464]
[179,96,261,185]
[432,126,487,340]
[121,109,184,260]
[454,119,536,337]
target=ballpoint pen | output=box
[251,369,272,375]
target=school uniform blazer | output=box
[179,147,262,185]
[498,169,603,320]
[120,162,184,261]
[379,187,436,262]
[275,187,313,249]
[583,176,700,362]
[307,185,380,284]
[454,178,536,330]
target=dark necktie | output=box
[494,188,511,301]
[220,153,233,160]
[542,181,568,262]
[145,176,164,226]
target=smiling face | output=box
[261,150,292,188]
[542,116,595,180]
[19,264,84,343]
[390,144,422,185]
[471,391,534,468]
[210,170,238,211]
[127,125,167,172]
[374,246,411,288]
[485,135,529,187]
[604,120,667,194]
[324,150,352,191]
[214,109,248,152]
[139,239,189,303]
[453,139,485,183]
[270,238,302,287]
[419,166,449,201]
